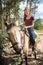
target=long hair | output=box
[24,8,32,21]
[24,7,29,20]
[24,7,27,21]
[24,14,27,21]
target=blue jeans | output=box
[27,28,35,45]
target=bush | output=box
[34,18,43,30]
[0,29,8,55]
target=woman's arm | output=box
[24,20,34,28]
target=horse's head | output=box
[4,22,23,52]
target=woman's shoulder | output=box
[31,16,34,20]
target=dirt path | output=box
[1,34,43,65]
[27,34,43,65]
[37,34,43,52]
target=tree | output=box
[3,0,25,21]
[0,0,2,14]
[26,0,40,15]
[0,0,2,28]
[34,18,43,30]
[0,0,25,29]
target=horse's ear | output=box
[4,19,9,27]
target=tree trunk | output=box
[26,0,29,7]
[6,6,10,22]
[29,0,32,11]
[0,0,2,29]
[0,0,2,14]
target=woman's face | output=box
[24,9,30,16]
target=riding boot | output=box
[32,43,36,52]
[32,44,37,59]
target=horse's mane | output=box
[7,23,15,30]
[4,19,16,30]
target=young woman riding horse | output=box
[24,8,36,51]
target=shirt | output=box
[24,16,34,26]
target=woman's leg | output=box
[28,28,36,47]
[28,28,37,59]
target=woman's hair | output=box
[24,7,30,12]
[24,13,27,21]
[24,7,32,20]
[24,7,30,20]
[24,7,27,11]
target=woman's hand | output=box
[23,25,27,29]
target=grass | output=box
[35,29,43,33]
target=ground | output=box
[1,34,43,65]
[37,35,43,52]
[27,34,43,65]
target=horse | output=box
[4,21,37,65]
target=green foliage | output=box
[34,18,43,30]
[0,29,8,42]
[11,55,25,65]
[0,15,2,29]
[27,0,40,15]
[11,3,20,21]
[0,28,25,65]
[0,29,8,55]
[0,0,25,29]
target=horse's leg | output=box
[23,34,29,65]
[25,55,28,65]
[23,34,29,56]
[32,46,37,59]
[34,51,36,59]
[21,31,29,65]
[19,54,23,65]
[33,47,37,59]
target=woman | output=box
[24,8,36,51]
